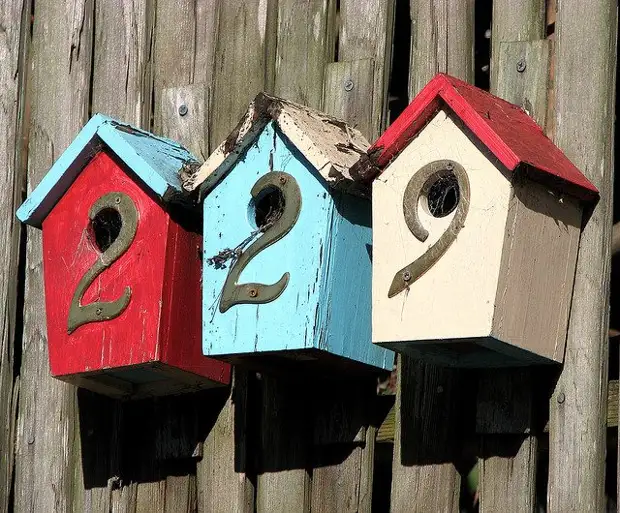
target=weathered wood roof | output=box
[365,73,598,202]
[16,114,200,227]
[183,92,371,198]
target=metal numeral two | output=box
[219,171,302,313]
[388,160,470,298]
[67,192,138,333]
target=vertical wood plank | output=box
[323,59,375,141]
[490,0,546,92]
[274,0,335,110]
[210,0,278,147]
[478,36,549,513]
[338,0,395,140]
[311,446,362,513]
[153,0,218,133]
[13,0,94,511]
[547,1,617,511]
[92,0,154,127]
[409,0,475,97]
[198,372,254,513]
[390,359,461,513]
[0,1,29,511]
[257,376,311,513]
[391,2,474,511]
[87,4,156,510]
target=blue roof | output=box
[16,114,199,227]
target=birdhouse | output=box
[185,93,393,373]
[365,74,598,367]
[16,115,231,398]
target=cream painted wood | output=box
[492,180,581,362]
[372,108,512,346]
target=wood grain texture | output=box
[153,0,218,134]
[161,85,208,161]
[409,0,474,98]
[199,372,254,513]
[547,1,617,511]
[257,376,310,513]
[479,435,537,513]
[210,0,278,148]
[0,1,28,511]
[13,0,94,511]
[389,1,474,508]
[490,0,546,92]
[390,359,460,512]
[274,0,335,110]
[481,25,548,512]
[92,0,154,127]
[338,0,395,140]
[323,59,375,141]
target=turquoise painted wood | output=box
[16,113,199,227]
[202,122,393,371]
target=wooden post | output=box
[0,1,30,511]
[489,0,545,92]
[547,1,617,511]
[478,2,547,510]
[390,2,473,511]
[13,0,94,511]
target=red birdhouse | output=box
[16,115,231,398]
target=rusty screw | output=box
[344,79,354,92]
[248,287,258,298]
[557,392,566,404]
[516,59,526,73]
[279,175,287,185]
[178,104,188,117]
[402,271,411,282]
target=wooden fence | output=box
[0,0,617,511]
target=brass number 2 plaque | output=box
[67,192,138,334]
[219,171,302,313]
[388,160,470,298]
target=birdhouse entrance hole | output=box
[91,208,122,252]
[249,186,285,230]
[425,170,460,218]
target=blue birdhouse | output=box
[184,93,393,373]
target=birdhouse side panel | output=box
[492,179,582,362]
[42,151,169,377]
[160,218,231,384]
[202,123,332,357]
[372,109,512,346]
[319,191,393,370]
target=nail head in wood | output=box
[178,104,188,117]
[517,59,527,73]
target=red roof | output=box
[371,73,598,201]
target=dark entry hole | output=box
[427,173,460,218]
[252,187,285,230]
[91,208,122,252]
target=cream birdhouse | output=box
[365,74,598,367]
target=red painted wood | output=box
[371,73,598,201]
[42,151,230,391]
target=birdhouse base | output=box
[377,337,557,368]
[55,362,228,400]
[217,349,392,378]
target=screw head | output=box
[178,104,188,116]
[402,271,411,282]
[446,162,454,171]
[437,385,444,394]
[279,175,287,185]
[248,287,258,298]
[96,307,102,316]
[516,59,527,73]
[115,196,121,204]
[344,79,354,92]
[557,392,566,404]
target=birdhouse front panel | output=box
[201,120,392,372]
[373,109,513,362]
[17,114,231,397]
[369,74,594,367]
